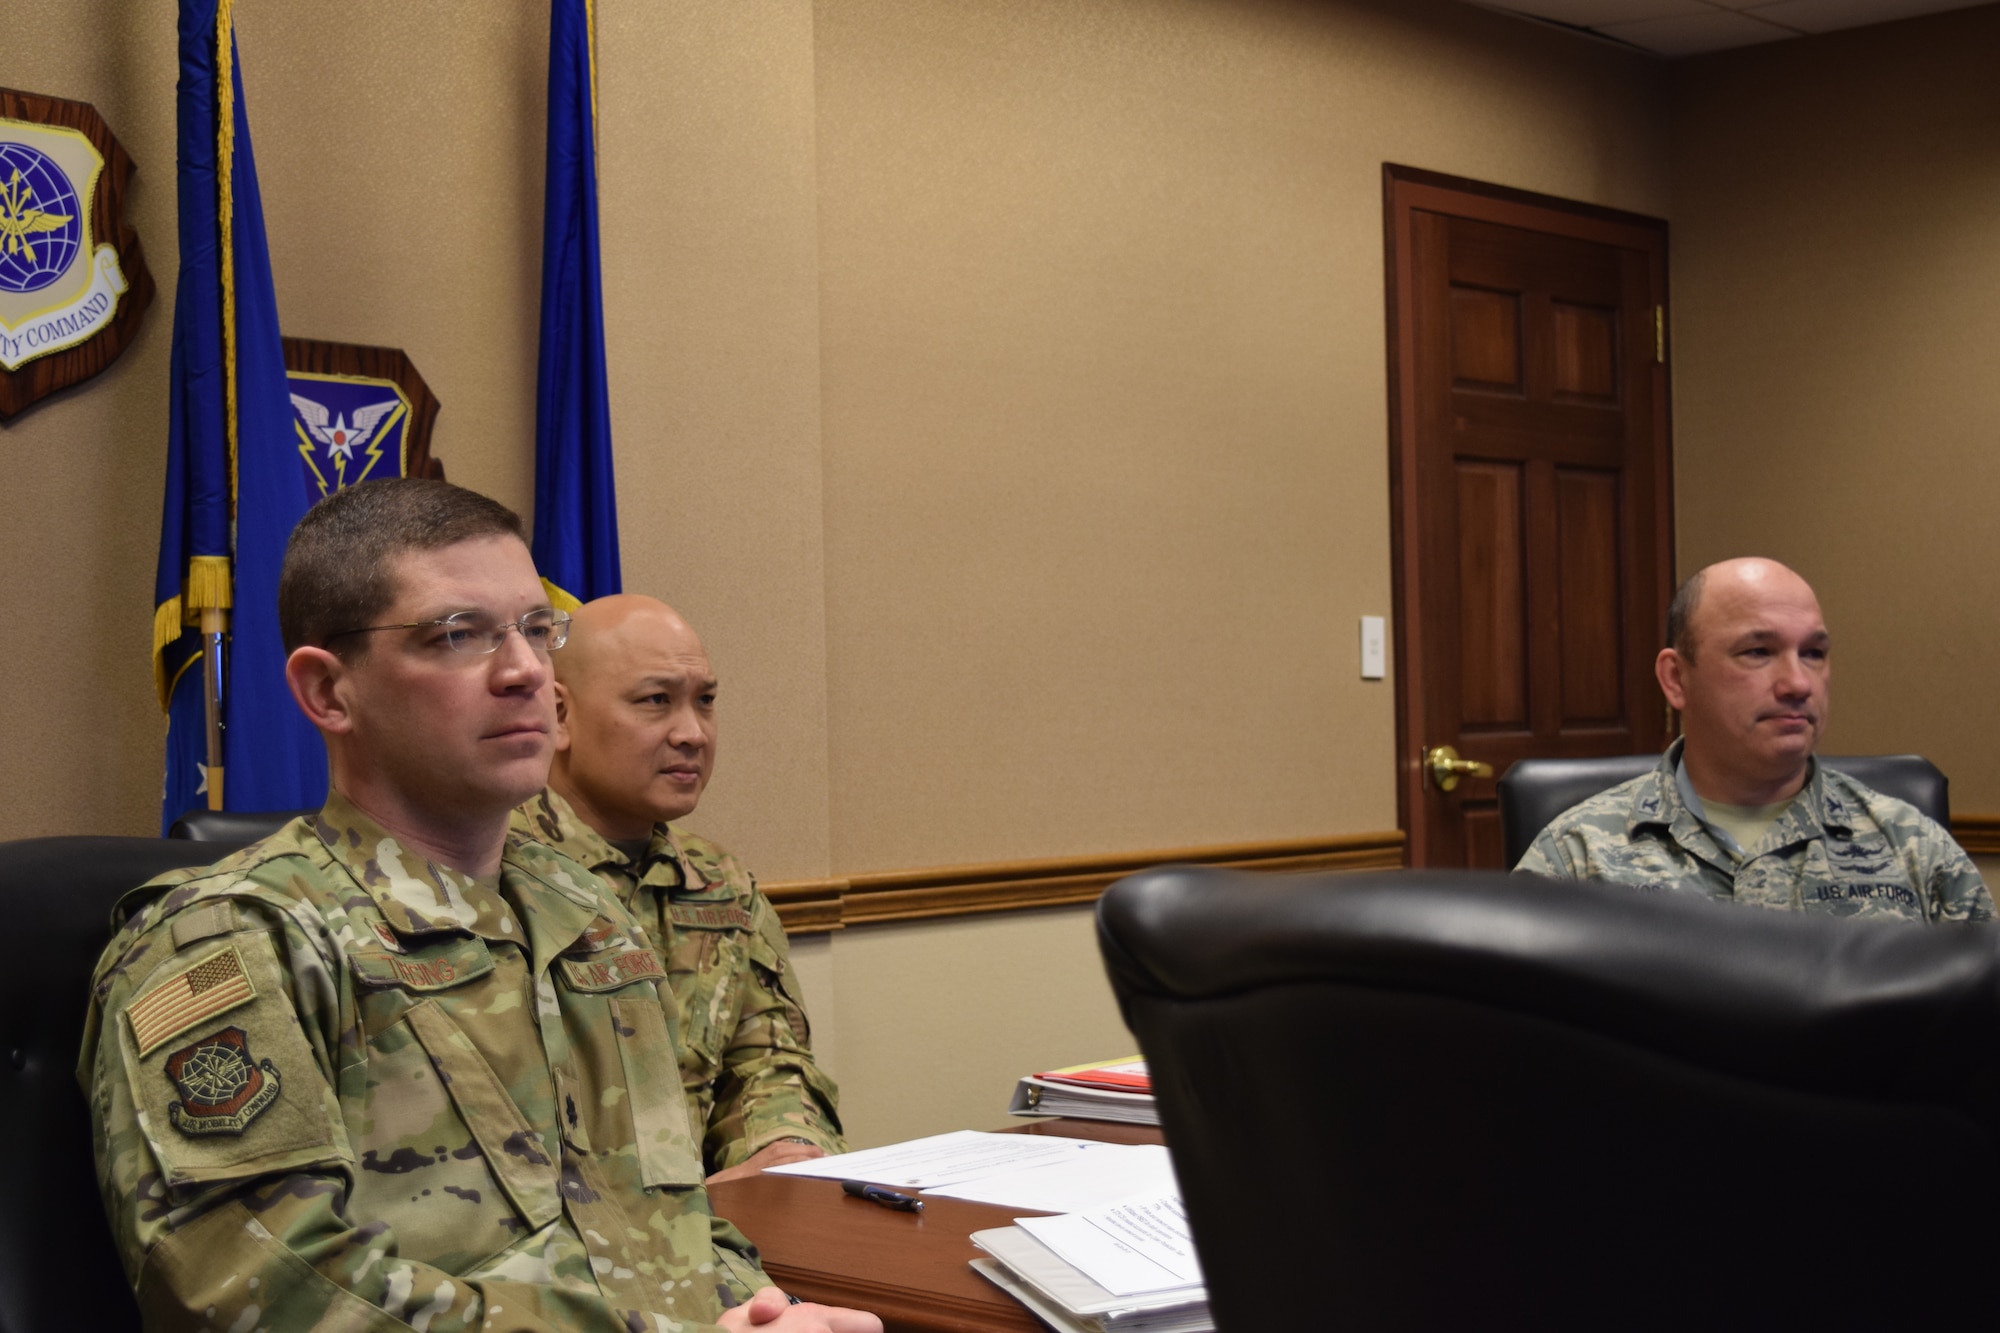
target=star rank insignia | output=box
[164,1026,281,1136]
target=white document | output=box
[924,1143,1178,1213]
[764,1128,1110,1188]
[1015,1192,1204,1297]
[973,1225,1207,1318]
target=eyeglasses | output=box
[324,607,571,655]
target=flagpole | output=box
[205,0,238,812]
[201,606,226,808]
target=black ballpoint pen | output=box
[841,1179,925,1212]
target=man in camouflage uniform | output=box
[512,594,844,1184]
[80,480,878,1333]
[1518,557,1992,923]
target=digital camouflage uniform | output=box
[1516,740,1995,923]
[79,793,772,1333]
[513,790,844,1174]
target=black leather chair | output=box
[0,836,246,1333]
[1098,865,2000,1332]
[168,807,311,842]
[1498,752,1951,868]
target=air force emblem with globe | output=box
[0,144,78,289]
[0,126,130,370]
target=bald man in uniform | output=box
[1518,557,1991,923]
[511,596,844,1182]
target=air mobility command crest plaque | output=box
[0,87,153,419]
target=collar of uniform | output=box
[497,836,630,964]
[1777,757,1841,842]
[510,788,624,871]
[1625,739,1687,835]
[1627,739,1833,857]
[634,823,703,897]
[1625,738,1737,872]
[313,791,524,943]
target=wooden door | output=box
[1386,166,1673,868]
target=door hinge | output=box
[1654,305,1666,364]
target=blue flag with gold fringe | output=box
[155,0,326,832]
[532,0,622,609]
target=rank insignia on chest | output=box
[164,1026,282,1136]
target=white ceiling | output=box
[1471,0,1995,55]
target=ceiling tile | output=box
[1478,0,1713,24]
[1595,8,1801,51]
[1738,0,1995,31]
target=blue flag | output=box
[532,0,622,609]
[155,0,326,832]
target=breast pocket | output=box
[350,939,561,1269]
[558,949,704,1188]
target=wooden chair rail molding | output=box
[762,831,1407,934]
[1952,817,2000,858]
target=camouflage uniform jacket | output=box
[1516,740,1995,923]
[78,793,772,1333]
[514,791,844,1173]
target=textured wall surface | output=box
[812,0,1668,872]
[0,0,1810,1151]
[1669,3,2000,807]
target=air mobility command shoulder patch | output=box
[164,1025,282,1136]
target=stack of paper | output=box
[1009,1057,1159,1126]
[971,1190,1210,1333]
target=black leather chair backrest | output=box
[0,836,245,1333]
[168,808,311,842]
[1498,752,1950,868]
[1098,865,2000,1332]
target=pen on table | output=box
[841,1179,924,1213]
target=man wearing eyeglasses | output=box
[513,595,845,1184]
[81,479,879,1333]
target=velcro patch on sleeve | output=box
[558,947,667,992]
[170,902,237,950]
[667,901,753,931]
[126,944,258,1057]
[164,1025,282,1136]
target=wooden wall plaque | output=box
[282,336,445,490]
[0,86,154,420]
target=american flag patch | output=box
[126,946,258,1057]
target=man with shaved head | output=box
[512,595,845,1182]
[1518,557,1992,922]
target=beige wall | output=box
[4,0,1679,1146]
[813,0,1668,871]
[1668,3,2000,810]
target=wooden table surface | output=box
[707,1119,1165,1333]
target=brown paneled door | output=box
[1386,166,1673,868]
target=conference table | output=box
[707,1118,1167,1333]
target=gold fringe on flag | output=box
[153,596,184,710]
[216,0,240,520]
[153,555,234,711]
[185,554,234,611]
[541,578,583,615]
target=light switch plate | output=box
[1360,616,1386,680]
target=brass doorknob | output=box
[1425,745,1493,793]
